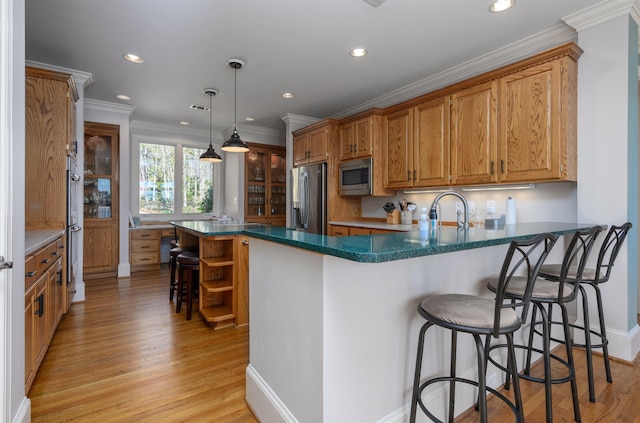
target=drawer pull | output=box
[41,258,51,265]
[242,240,249,246]
[52,250,61,256]
[141,258,150,261]
[26,271,37,277]
[141,246,150,249]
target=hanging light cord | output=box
[233,65,238,131]
[209,92,213,147]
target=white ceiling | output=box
[25,0,605,137]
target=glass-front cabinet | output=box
[83,122,119,278]
[245,143,286,226]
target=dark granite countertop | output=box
[171,220,265,237]
[241,222,601,263]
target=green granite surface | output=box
[173,220,602,263]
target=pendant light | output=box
[221,59,250,153]
[199,88,222,162]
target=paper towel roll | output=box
[505,197,516,225]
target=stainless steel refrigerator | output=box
[291,163,327,235]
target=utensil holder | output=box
[388,210,400,224]
[401,210,413,225]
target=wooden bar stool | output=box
[536,222,632,403]
[176,251,200,321]
[410,233,557,423]
[169,246,195,301]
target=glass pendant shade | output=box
[222,59,249,153]
[200,88,222,162]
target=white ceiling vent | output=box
[189,104,211,112]
[363,0,386,7]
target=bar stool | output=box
[487,225,602,423]
[169,246,195,301]
[536,222,632,403]
[410,233,557,423]
[176,251,200,321]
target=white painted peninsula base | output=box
[245,237,563,422]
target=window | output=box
[137,141,214,216]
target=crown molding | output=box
[280,113,321,128]
[25,60,93,88]
[562,0,640,32]
[333,24,578,118]
[85,98,135,116]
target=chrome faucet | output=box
[430,191,469,229]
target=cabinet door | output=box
[235,236,250,326]
[354,117,373,158]
[34,275,48,366]
[293,134,309,166]
[383,108,414,189]
[451,81,498,185]
[414,96,451,187]
[49,258,64,338]
[499,60,562,182]
[25,283,36,392]
[268,150,287,222]
[307,127,328,164]
[339,122,355,160]
[83,222,118,275]
[246,150,268,218]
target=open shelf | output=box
[201,278,233,293]
[199,304,234,323]
[201,256,234,267]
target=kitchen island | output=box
[240,222,597,423]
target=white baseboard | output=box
[245,365,298,423]
[117,263,130,278]
[72,279,86,302]
[572,320,640,362]
[14,396,30,423]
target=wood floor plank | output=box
[29,269,257,423]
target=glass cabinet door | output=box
[84,133,115,219]
[246,151,267,217]
[269,152,286,217]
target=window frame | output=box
[132,134,223,221]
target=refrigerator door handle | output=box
[300,171,309,228]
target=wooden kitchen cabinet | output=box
[83,122,119,279]
[25,66,78,231]
[383,107,414,189]
[329,224,395,236]
[340,109,394,196]
[25,235,65,393]
[292,119,336,166]
[245,143,286,226]
[130,229,160,271]
[498,54,578,182]
[450,80,498,186]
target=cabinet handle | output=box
[141,234,150,238]
[35,294,44,317]
[413,170,417,181]
[41,258,51,265]
[500,159,505,174]
[242,239,249,246]
[57,269,63,285]
[350,144,353,153]
[141,258,150,261]
[52,250,60,256]
[490,161,495,175]
[26,271,37,277]
[141,246,150,249]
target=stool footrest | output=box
[488,343,575,385]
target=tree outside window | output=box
[139,142,213,215]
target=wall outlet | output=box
[486,200,496,214]
[455,201,463,214]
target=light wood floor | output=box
[29,268,640,422]
[28,268,257,423]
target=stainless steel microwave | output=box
[339,158,372,196]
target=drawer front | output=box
[131,229,159,240]
[161,228,175,238]
[25,255,37,288]
[34,241,61,276]
[131,239,158,253]
[131,251,159,266]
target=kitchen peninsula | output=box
[240,222,598,422]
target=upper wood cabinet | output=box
[293,120,336,166]
[498,56,577,182]
[25,66,78,231]
[341,109,394,196]
[379,42,580,190]
[450,80,498,186]
[383,107,414,189]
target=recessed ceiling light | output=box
[489,0,514,13]
[282,92,295,99]
[350,48,368,58]
[116,94,130,100]
[122,53,144,64]
[245,117,255,122]
[179,121,190,126]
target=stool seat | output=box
[176,250,199,265]
[421,294,519,331]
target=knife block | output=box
[387,210,400,224]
